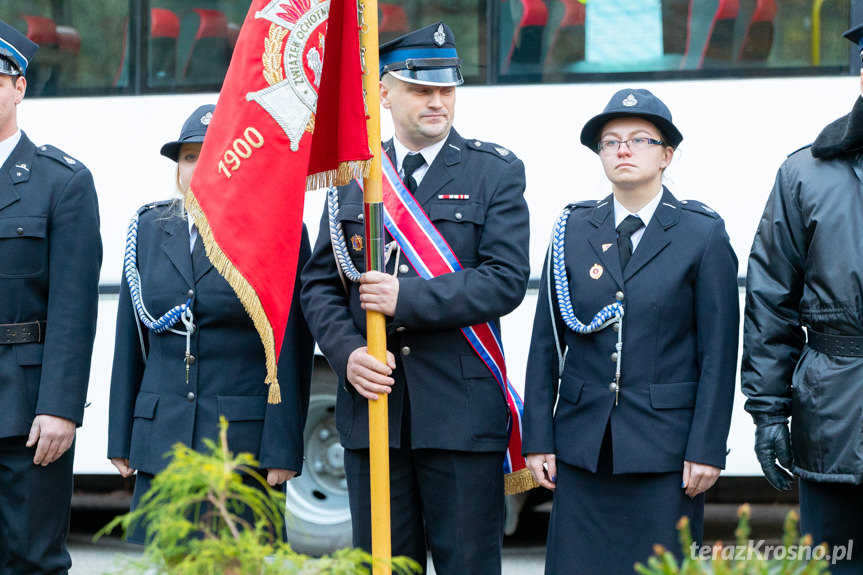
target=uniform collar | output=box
[612,188,662,229]
[0,129,21,169]
[392,133,449,174]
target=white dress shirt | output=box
[613,190,662,252]
[0,130,22,168]
[392,134,448,188]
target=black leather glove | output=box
[753,415,793,491]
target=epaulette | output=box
[465,139,518,162]
[568,200,596,210]
[788,143,812,158]
[35,144,87,172]
[136,198,178,216]
[679,199,720,219]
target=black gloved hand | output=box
[753,415,793,491]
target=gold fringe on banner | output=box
[505,467,539,495]
[184,190,281,404]
[306,159,372,191]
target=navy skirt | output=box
[545,432,704,574]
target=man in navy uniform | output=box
[742,22,863,575]
[0,20,101,575]
[301,21,529,574]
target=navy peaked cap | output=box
[0,20,38,77]
[161,104,216,161]
[580,88,683,152]
[379,21,463,86]
[843,22,863,62]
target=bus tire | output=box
[284,359,352,555]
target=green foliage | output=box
[96,417,419,575]
[634,504,832,575]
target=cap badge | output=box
[601,243,612,252]
[434,24,446,47]
[200,112,213,126]
[589,263,604,280]
[622,94,638,107]
[351,234,364,252]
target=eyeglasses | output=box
[597,137,665,153]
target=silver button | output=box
[187,289,195,298]
[398,264,409,274]
[187,355,196,365]
[16,228,23,235]
[474,140,482,147]
[454,212,463,220]
[358,213,364,221]
[608,382,618,392]
[610,352,618,362]
[186,392,195,401]
[615,291,624,301]
[401,346,411,356]
[613,323,620,333]
[396,326,406,332]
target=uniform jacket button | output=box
[401,346,411,356]
[615,291,624,301]
[16,228,23,235]
[396,326,406,332]
[358,213,364,221]
[611,352,618,362]
[187,289,195,297]
[613,323,620,333]
[187,355,196,365]
[454,212,463,220]
[398,264,409,274]
[186,392,195,401]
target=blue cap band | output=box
[0,36,27,75]
[379,47,459,76]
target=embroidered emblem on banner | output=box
[246,0,330,151]
[589,263,603,279]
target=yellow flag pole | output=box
[358,1,391,573]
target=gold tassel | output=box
[505,467,539,495]
[268,380,281,404]
[184,190,281,404]
[306,159,373,191]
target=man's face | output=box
[381,75,455,151]
[0,73,24,140]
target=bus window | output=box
[0,0,129,97]
[500,0,852,81]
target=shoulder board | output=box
[568,200,597,210]
[35,144,86,172]
[787,143,812,158]
[465,139,518,162]
[136,199,178,216]
[679,199,720,219]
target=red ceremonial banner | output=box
[187,0,370,403]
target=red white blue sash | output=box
[366,149,527,476]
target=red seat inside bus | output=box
[504,0,549,70]
[544,0,585,70]
[738,0,776,62]
[181,8,231,81]
[151,8,180,82]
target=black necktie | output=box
[617,215,644,271]
[402,153,425,193]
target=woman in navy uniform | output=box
[107,105,313,543]
[0,20,101,575]
[523,89,739,573]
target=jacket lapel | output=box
[192,233,214,281]
[586,196,624,290]
[623,187,679,280]
[0,134,36,212]
[161,215,195,287]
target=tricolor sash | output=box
[359,147,534,493]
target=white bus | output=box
[6,0,856,554]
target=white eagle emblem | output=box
[246,0,330,152]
